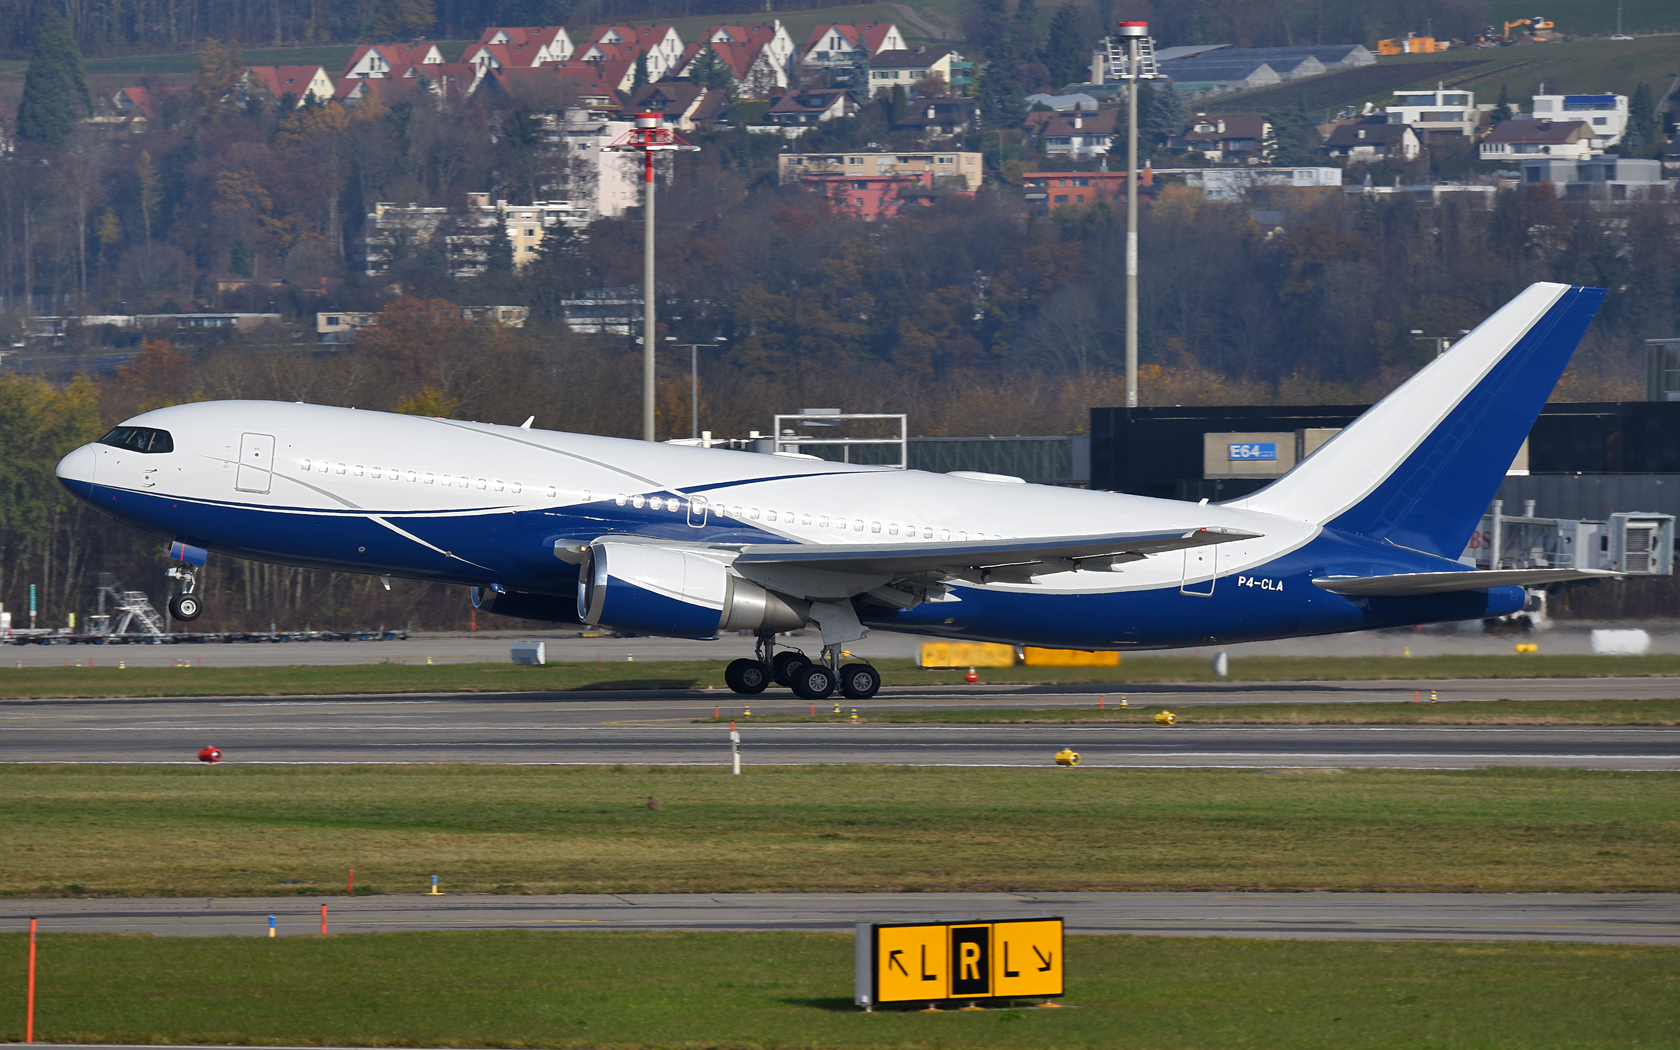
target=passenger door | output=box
[236,433,275,494]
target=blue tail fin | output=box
[1244,283,1605,557]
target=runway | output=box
[3,892,1675,945]
[2,688,1676,768]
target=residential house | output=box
[102,85,185,131]
[768,88,858,124]
[1182,113,1270,164]
[1195,166,1342,201]
[1037,106,1120,158]
[342,43,444,79]
[798,170,943,220]
[801,23,906,68]
[893,97,979,138]
[576,25,687,82]
[384,61,483,104]
[1383,87,1487,143]
[1022,170,1149,213]
[467,25,573,68]
[1520,156,1664,198]
[1478,119,1594,161]
[363,202,448,276]
[485,60,635,107]
[1160,57,1281,96]
[777,149,983,190]
[677,21,797,97]
[318,306,527,343]
[1529,93,1628,149]
[451,194,588,273]
[244,65,334,106]
[626,82,728,130]
[867,47,970,95]
[1322,120,1421,161]
[1025,92,1099,111]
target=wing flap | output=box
[1313,568,1620,596]
[732,527,1261,578]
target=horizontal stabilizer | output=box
[1312,568,1620,596]
[733,527,1261,577]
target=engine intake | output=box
[577,542,809,638]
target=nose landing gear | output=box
[166,566,202,622]
[723,633,880,699]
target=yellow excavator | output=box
[1501,17,1555,41]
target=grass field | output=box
[1,929,1676,1049]
[1206,34,1680,114]
[728,697,1680,725]
[5,653,1680,700]
[4,765,1676,897]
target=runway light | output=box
[964,667,979,684]
[1154,711,1177,726]
[1055,748,1080,766]
[197,746,222,763]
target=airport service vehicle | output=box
[57,283,1613,700]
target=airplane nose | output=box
[56,443,98,498]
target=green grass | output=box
[1,929,1675,1049]
[727,697,1680,725]
[4,765,1677,897]
[6,653,1680,700]
[1206,35,1680,114]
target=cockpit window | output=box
[99,427,174,454]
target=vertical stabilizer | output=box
[1243,283,1605,556]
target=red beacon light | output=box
[1117,20,1149,35]
[197,746,222,763]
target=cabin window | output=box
[353,465,364,477]
[478,479,488,490]
[852,519,864,531]
[819,515,830,527]
[440,475,452,487]
[511,482,522,494]
[871,522,882,534]
[766,510,777,522]
[649,496,663,511]
[802,514,813,525]
[317,461,330,473]
[615,494,627,505]
[422,472,434,484]
[98,426,173,454]
[888,523,899,536]
[632,494,645,508]
[941,529,951,540]
[750,508,761,520]
[731,505,743,518]
[405,471,418,483]
[300,458,312,470]
[546,485,557,498]
[493,480,504,492]
[370,466,382,478]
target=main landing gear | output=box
[724,633,881,700]
[166,566,202,621]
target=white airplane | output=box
[58,282,1613,700]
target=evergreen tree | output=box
[634,53,649,90]
[1042,4,1086,89]
[1266,101,1317,165]
[890,84,909,124]
[1491,84,1512,124]
[486,219,515,273]
[229,238,254,277]
[1145,82,1187,148]
[1622,82,1654,155]
[15,7,91,145]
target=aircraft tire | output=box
[724,658,770,695]
[771,651,809,687]
[789,665,836,701]
[169,594,203,622]
[837,663,881,700]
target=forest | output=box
[0,7,1677,632]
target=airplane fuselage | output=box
[56,400,1519,650]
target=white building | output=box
[1383,87,1490,140]
[540,109,643,221]
[1529,93,1628,149]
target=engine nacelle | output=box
[577,542,809,638]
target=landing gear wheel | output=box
[771,651,810,687]
[168,594,202,622]
[790,664,836,700]
[837,663,881,700]
[724,658,770,695]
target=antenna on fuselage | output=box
[520,416,534,429]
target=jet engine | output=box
[577,541,809,638]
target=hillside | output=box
[1201,35,1680,116]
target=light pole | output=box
[1116,21,1155,409]
[606,113,699,441]
[672,336,728,439]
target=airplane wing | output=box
[1312,568,1620,596]
[732,527,1261,581]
